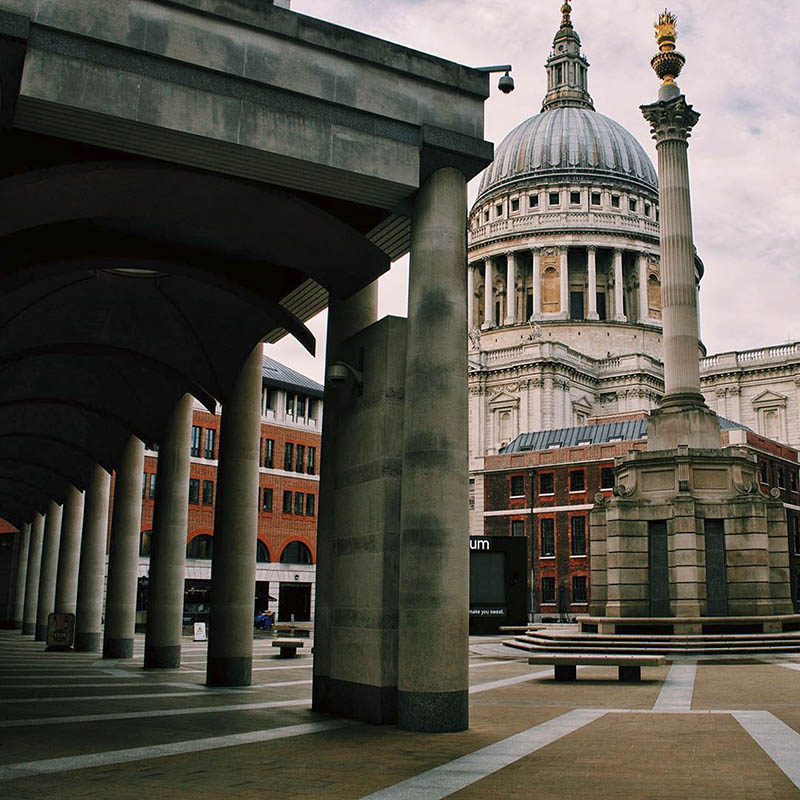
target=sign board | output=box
[469,607,506,617]
[46,612,75,650]
[193,622,207,641]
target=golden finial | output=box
[560,1,572,28]
[650,9,685,86]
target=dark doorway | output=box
[649,520,670,616]
[526,291,533,321]
[570,291,584,321]
[596,292,607,321]
[255,580,271,615]
[279,582,311,621]
[704,519,728,616]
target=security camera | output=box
[498,71,514,94]
[326,363,351,385]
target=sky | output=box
[267,0,800,384]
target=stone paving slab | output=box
[692,664,800,710]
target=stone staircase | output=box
[504,628,800,657]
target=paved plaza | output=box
[0,631,798,798]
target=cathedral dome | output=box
[477,107,658,199]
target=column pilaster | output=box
[613,249,626,322]
[559,247,569,320]
[531,248,541,320]
[22,513,45,635]
[467,262,475,330]
[586,246,599,320]
[504,252,517,325]
[638,251,650,323]
[35,500,63,641]
[54,484,85,616]
[481,258,494,330]
[12,522,31,630]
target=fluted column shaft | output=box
[587,247,598,320]
[505,252,517,325]
[559,247,569,318]
[12,522,31,629]
[638,252,650,323]
[613,249,626,321]
[74,464,111,651]
[54,485,85,617]
[103,436,145,659]
[145,393,194,669]
[482,258,494,329]
[531,249,541,319]
[22,513,45,635]
[206,345,263,686]
[36,500,63,641]
[467,263,475,330]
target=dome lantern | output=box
[542,1,594,112]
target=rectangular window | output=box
[204,428,216,460]
[601,467,615,490]
[570,190,581,205]
[629,198,638,212]
[307,447,316,475]
[264,438,274,469]
[141,472,148,499]
[294,492,305,515]
[286,393,295,417]
[295,444,305,473]
[571,516,587,556]
[792,470,799,492]
[484,209,489,222]
[296,395,306,418]
[262,487,273,512]
[573,575,587,603]
[511,198,520,212]
[760,461,768,483]
[511,519,525,537]
[282,490,292,514]
[548,191,560,206]
[284,442,293,472]
[539,473,554,495]
[308,399,318,420]
[591,192,601,206]
[570,470,585,492]
[496,203,504,217]
[306,493,315,516]
[611,195,620,208]
[149,473,157,500]
[202,480,214,505]
[778,467,785,488]
[529,194,539,208]
[190,426,202,457]
[644,203,651,217]
[265,387,276,411]
[188,478,200,504]
[510,475,525,497]
[541,576,555,604]
[540,518,555,557]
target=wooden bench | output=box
[528,653,666,682]
[272,638,305,658]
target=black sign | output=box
[469,607,506,617]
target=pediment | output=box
[572,395,593,413]
[489,390,519,408]
[752,389,787,407]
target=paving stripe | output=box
[469,660,526,669]
[0,719,355,782]
[470,668,560,694]
[653,661,696,711]
[732,711,800,790]
[772,660,800,674]
[358,709,605,800]
[0,682,176,690]
[0,697,312,728]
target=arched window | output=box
[186,534,213,559]
[139,530,152,557]
[280,540,312,565]
[647,273,662,319]
[542,266,560,312]
[256,540,270,563]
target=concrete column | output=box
[145,393,193,669]
[467,263,475,330]
[586,246,599,320]
[35,500,63,641]
[613,249,626,321]
[638,252,650,323]
[206,345,263,686]
[54,484,85,615]
[12,522,31,629]
[559,247,569,318]
[504,252,517,325]
[312,282,377,713]
[22,513,45,635]
[74,464,111,651]
[531,248,541,319]
[103,436,145,659]
[482,258,494,329]
[398,167,469,732]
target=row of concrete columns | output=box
[8,347,265,687]
[469,246,655,329]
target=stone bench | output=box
[272,638,305,658]
[528,653,666,682]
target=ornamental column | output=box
[206,345,263,686]
[103,436,145,659]
[35,500,63,641]
[586,246,599,320]
[531,248,541,319]
[12,522,31,630]
[145,393,193,669]
[398,167,469,732]
[467,263,475,330]
[638,252,650,323]
[54,484,85,616]
[22,513,45,635]
[559,247,569,319]
[482,258,494,329]
[505,252,517,325]
[74,464,111,652]
[613,249,626,321]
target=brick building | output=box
[481,415,800,620]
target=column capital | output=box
[640,95,701,145]
[586,245,597,253]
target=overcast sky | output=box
[267,0,800,383]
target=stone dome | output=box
[477,107,658,199]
